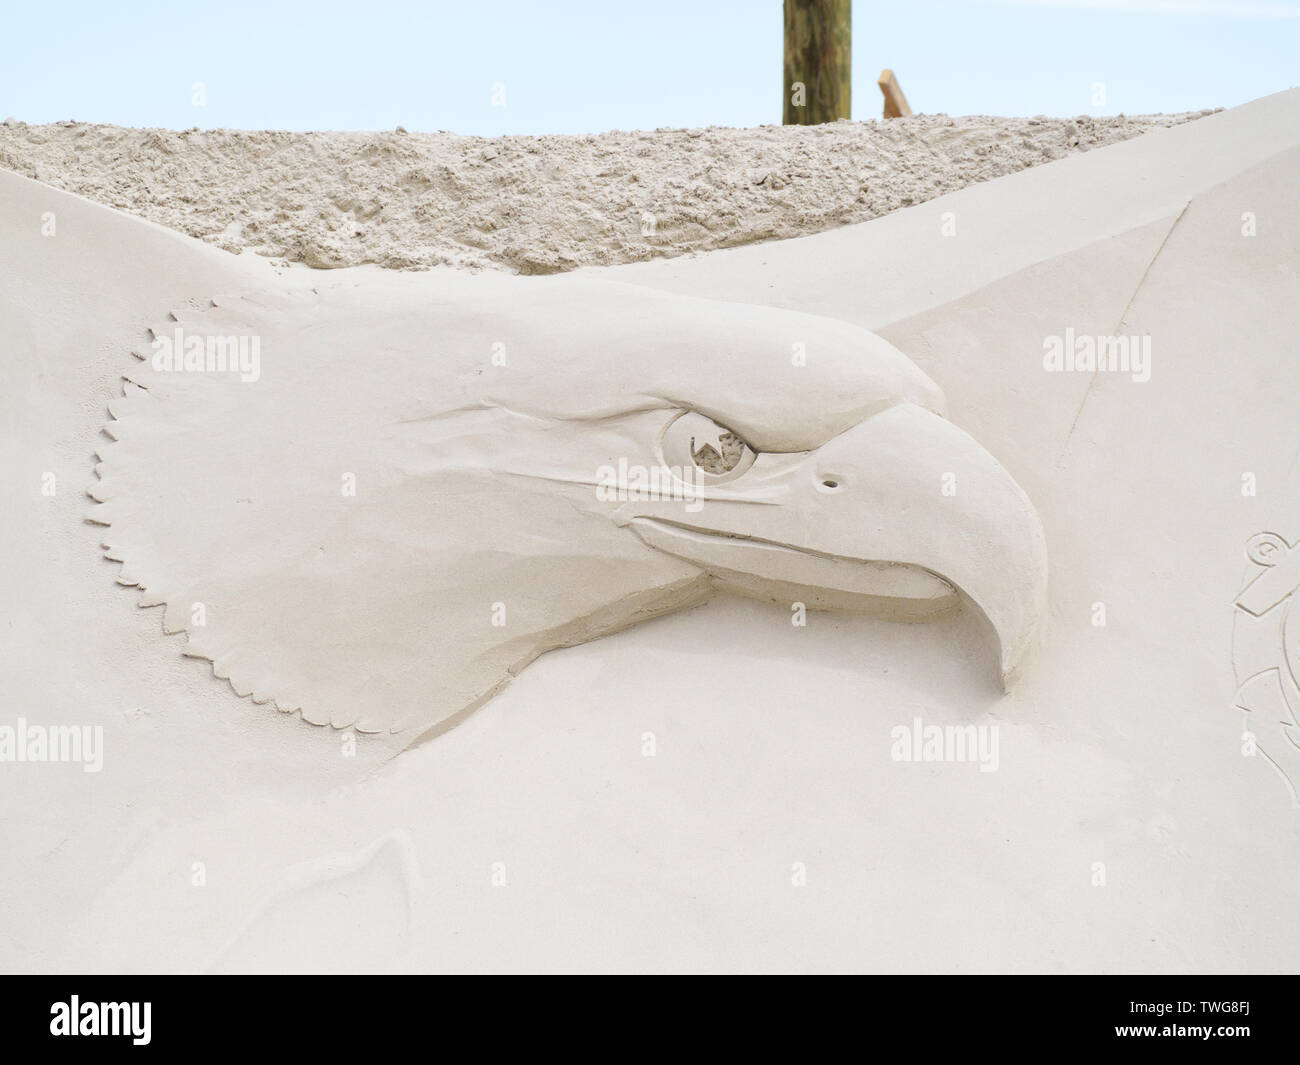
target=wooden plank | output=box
[878,68,913,119]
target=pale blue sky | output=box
[1,0,1296,132]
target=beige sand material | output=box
[3,92,1298,973]
[0,112,1210,273]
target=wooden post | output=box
[783,0,851,125]
[877,69,913,118]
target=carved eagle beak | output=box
[623,403,1048,689]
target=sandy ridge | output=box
[0,111,1212,273]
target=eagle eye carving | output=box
[661,412,756,483]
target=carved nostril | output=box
[816,476,845,493]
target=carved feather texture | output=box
[91,274,934,740]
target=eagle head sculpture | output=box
[91,272,1048,743]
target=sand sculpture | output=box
[91,275,1046,739]
[5,90,1299,972]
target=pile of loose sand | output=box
[0,112,1212,273]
